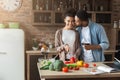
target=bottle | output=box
[45,0,49,10]
[59,1,63,11]
[79,2,82,10]
[100,6,103,11]
[36,0,39,10]
[83,4,87,11]
[119,20,120,28]
[86,3,90,11]
[113,21,118,28]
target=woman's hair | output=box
[64,8,76,18]
[76,10,89,21]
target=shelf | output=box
[94,11,112,13]
[101,23,112,26]
[32,0,112,26]
[33,23,53,25]
[54,23,64,25]
[33,10,52,13]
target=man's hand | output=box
[84,45,101,50]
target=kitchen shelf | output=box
[32,0,112,27]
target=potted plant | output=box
[32,38,39,50]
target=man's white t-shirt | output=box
[81,26,94,62]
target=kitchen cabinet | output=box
[32,0,112,27]
[26,50,57,80]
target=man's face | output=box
[75,16,82,27]
[75,16,88,27]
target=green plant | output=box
[32,38,38,48]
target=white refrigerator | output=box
[0,29,25,80]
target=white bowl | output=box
[32,47,38,51]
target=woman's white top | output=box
[62,29,75,59]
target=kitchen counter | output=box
[26,49,117,54]
[26,49,118,80]
[37,62,120,80]
[26,49,118,60]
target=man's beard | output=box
[75,24,82,28]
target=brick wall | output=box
[113,0,120,20]
[0,0,120,50]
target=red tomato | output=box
[64,61,71,64]
[83,63,89,68]
[70,57,76,63]
[93,63,97,67]
[68,66,73,70]
[62,67,68,72]
[74,67,79,70]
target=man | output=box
[75,10,109,62]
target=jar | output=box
[119,20,120,28]
[113,21,118,28]
[48,42,53,49]
[100,6,103,11]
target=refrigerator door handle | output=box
[0,52,7,54]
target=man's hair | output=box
[76,10,89,21]
[64,8,76,18]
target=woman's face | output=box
[64,16,75,29]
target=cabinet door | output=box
[30,55,44,80]
[33,12,52,25]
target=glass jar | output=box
[48,42,53,49]
[119,20,120,28]
[113,21,118,28]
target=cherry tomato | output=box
[74,67,79,70]
[70,57,76,63]
[68,66,73,70]
[83,63,89,68]
[62,67,68,72]
[93,63,97,67]
[64,61,71,64]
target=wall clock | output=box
[0,0,22,12]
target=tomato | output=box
[64,61,71,64]
[73,66,79,70]
[93,63,97,67]
[70,57,76,63]
[68,66,73,70]
[83,63,89,68]
[62,67,68,72]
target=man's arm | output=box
[84,25,109,50]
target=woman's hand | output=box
[57,46,65,53]
[57,44,70,53]
[64,44,69,52]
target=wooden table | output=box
[26,49,118,80]
[37,62,120,80]
[26,49,57,80]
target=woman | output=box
[55,9,81,61]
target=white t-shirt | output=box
[62,30,75,59]
[81,26,94,62]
